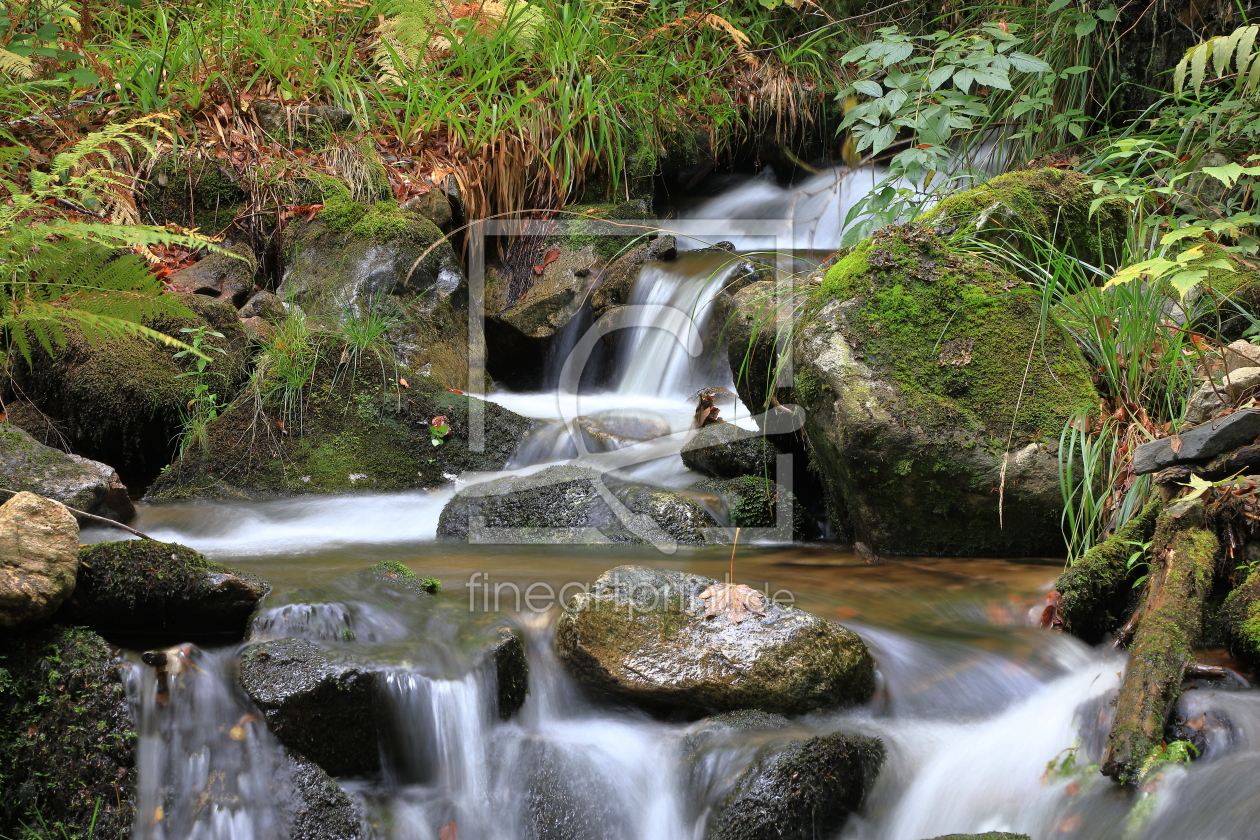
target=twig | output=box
[0,488,154,540]
[729,526,741,584]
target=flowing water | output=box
[100,169,1260,840]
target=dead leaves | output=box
[699,582,765,625]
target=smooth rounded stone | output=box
[690,476,818,540]
[286,749,366,840]
[166,242,256,307]
[575,409,671,453]
[0,491,79,630]
[436,465,718,546]
[555,566,874,715]
[683,711,885,840]
[66,541,269,640]
[1183,366,1260,425]
[681,422,779,480]
[0,624,136,840]
[1224,339,1260,372]
[0,422,134,518]
[239,289,286,320]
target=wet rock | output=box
[166,243,256,307]
[921,835,1032,840]
[0,422,134,519]
[240,637,380,777]
[492,244,601,339]
[12,294,249,472]
[575,409,671,452]
[723,280,781,414]
[239,289,286,320]
[141,153,248,232]
[590,236,679,319]
[681,422,778,480]
[0,491,79,631]
[436,465,718,546]
[684,712,885,840]
[785,224,1094,555]
[555,566,874,715]
[1183,366,1260,425]
[66,540,269,640]
[523,737,633,840]
[1134,409,1260,474]
[281,199,471,389]
[0,624,136,840]
[401,189,454,230]
[286,749,366,840]
[691,476,818,540]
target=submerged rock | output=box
[286,750,365,840]
[0,423,135,518]
[523,736,634,840]
[0,624,136,840]
[0,491,79,631]
[436,465,718,546]
[681,422,779,480]
[555,566,874,715]
[684,712,885,840]
[66,540,269,640]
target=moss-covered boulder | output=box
[683,712,885,840]
[280,198,472,389]
[65,541,269,641]
[724,280,785,415]
[555,566,874,715]
[0,491,79,631]
[691,476,818,540]
[13,294,249,473]
[0,624,136,840]
[681,423,779,480]
[789,223,1096,555]
[241,562,528,777]
[919,167,1128,267]
[488,243,600,340]
[0,423,134,518]
[146,355,530,500]
[140,152,248,233]
[436,465,718,546]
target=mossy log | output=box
[1054,497,1164,643]
[1221,563,1260,670]
[1100,499,1220,783]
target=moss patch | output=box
[553,200,653,261]
[140,153,248,233]
[0,625,135,840]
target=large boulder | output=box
[589,235,679,320]
[146,351,530,500]
[488,243,601,340]
[241,563,528,777]
[681,422,779,480]
[684,711,885,840]
[783,223,1097,555]
[280,198,472,390]
[65,541,269,640]
[436,465,718,546]
[0,491,79,630]
[0,422,134,519]
[555,566,874,715]
[521,737,634,840]
[12,294,249,472]
[0,624,136,840]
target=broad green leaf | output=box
[1191,40,1210,92]
[1047,0,1071,11]
[1096,8,1118,21]
[883,40,914,65]
[1075,17,1098,37]
[927,64,955,90]
[853,79,883,97]
[1008,51,1051,73]
[1167,269,1209,298]
[1201,162,1260,187]
[1214,32,1236,78]
[1181,473,1215,502]
[868,124,897,154]
[953,68,975,93]
[1160,226,1207,244]
[972,68,1012,90]
[1237,26,1259,85]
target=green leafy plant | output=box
[173,325,228,456]
[420,575,441,593]
[250,309,321,436]
[330,293,405,391]
[429,413,450,446]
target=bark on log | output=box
[1100,499,1219,783]
[1054,498,1163,643]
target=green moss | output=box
[141,154,248,232]
[0,625,136,840]
[555,200,652,260]
[316,198,415,242]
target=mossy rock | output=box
[794,223,1097,556]
[681,422,779,480]
[0,624,136,840]
[0,422,130,516]
[285,750,365,840]
[1193,239,1260,341]
[684,712,885,840]
[140,153,248,233]
[281,198,472,389]
[66,541,270,642]
[13,294,249,473]
[145,348,530,500]
[435,465,718,546]
[589,235,679,319]
[555,566,875,716]
[920,167,1128,267]
[691,475,818,540]
[552,200,654,261]
[491,243,599,339]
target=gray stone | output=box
[400,189,453,230]
[493,244,599,339]
[65,541,269,639]
[1225,339,1260,373]
[681,422,778,479]
[555,566,874,715]
[254,101,354,137]
[436,465,718,546]
[690,475,818,539]
[1183,366,1260,426]
[1134,410,1260,474]
[166,243,256,307]
[0,422,134,518]
[523,737,632,840]
[285,750,365,840]
[0,491,79,630]
[684,712,885,840]
[590,236,679,319]
[239,289,286,320]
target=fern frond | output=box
[1175,24,1260,95]
[48,113,173,179]
[0,47,34,79]
[3,298,197,367]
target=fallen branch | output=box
[0,487,154,541]
[1101,499,1219,783]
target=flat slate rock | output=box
[1133,410,1260,474]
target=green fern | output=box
[1174,24,1260,95]
[1,114,243,366]
[0,46,34,79]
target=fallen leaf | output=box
[1170,434,1183,454]
[229,726,247,741]
[399,377,409,388]
[532,247,561,275]
[699,582,765,624]
[440,822,457,840]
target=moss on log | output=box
[1055,497,1164,643]
[1101,499,1219,783]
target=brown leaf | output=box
[699,582,765,624]
[532,247,562,275]
[399,377,410,388]
[440,822,457,840]
[1170,434,1183,454]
